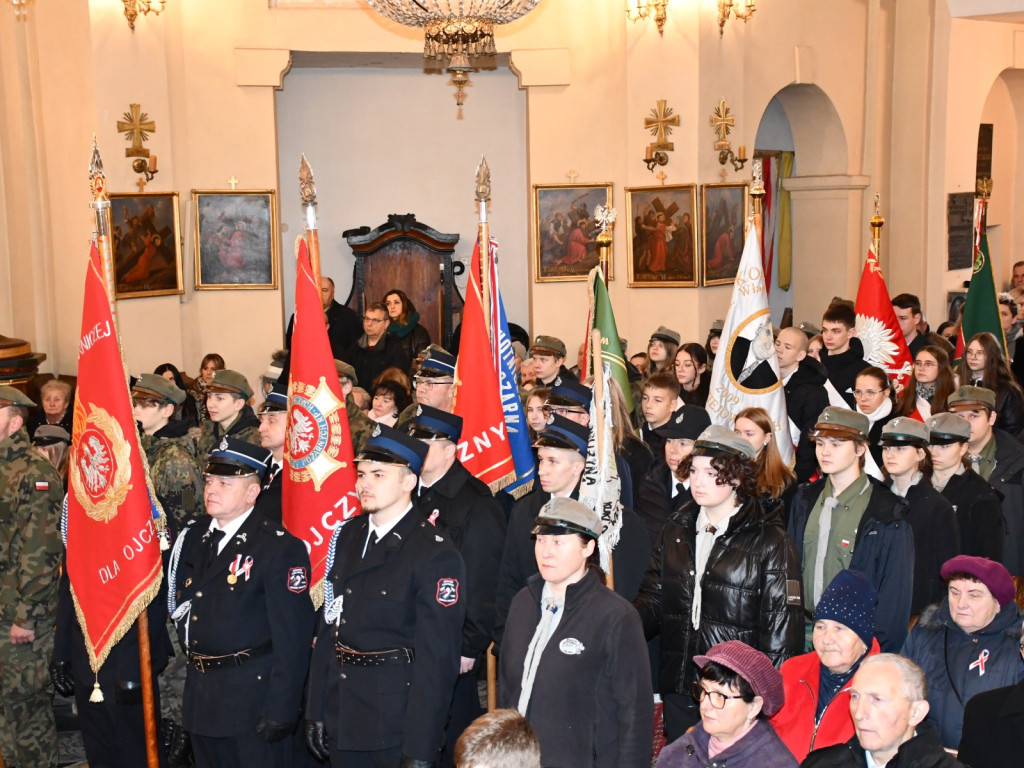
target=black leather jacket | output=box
[633,496,803,695]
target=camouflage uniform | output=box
[140,428,204,529]
[195,408,261,459]
[347,394,375,454]
[0,426,63,768]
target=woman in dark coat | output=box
[498,497,653,768]
[633,425,804,741]
[958,331,1024,439]
[384,289,431,362]
[958,625,1024,768]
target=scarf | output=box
[387,310,421,340]
[856,396,893,428]
[916,382,936,403]
[816,656,863,719]
[518,581,564,715]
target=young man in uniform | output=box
[255,379,288,523]
[197,369,260,457]
[305,425,466,768]
[168,438,315,768]
[529,336,576,387]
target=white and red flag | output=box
[854,245,914,400]
[283,238,360,606]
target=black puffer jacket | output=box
[784,358,829,482]
[633,496,804,695]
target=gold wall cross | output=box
[116,103,155,158]
[228,176,239,190]
[567,169,579,184]
[645,99,679,151]
[710,98,735,148]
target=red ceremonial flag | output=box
[453,240,515,492]
[67,242,163,673]
[283,238,360,606]
[854,244,914,398]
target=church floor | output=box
[54,696,87,768]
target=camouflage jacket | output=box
[195,404,261,458]
[0,426,64,629]
[140,420,204,529]
[347,394,374,455]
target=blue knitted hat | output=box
[813,569,877,648]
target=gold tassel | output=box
[89,677,104,703]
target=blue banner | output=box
[494,286,535,498]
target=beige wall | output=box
[2,0,1024,384]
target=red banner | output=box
[67,242,163,673]
[453,240,515,492]
[283,239,360,606]
[854,245,914,396]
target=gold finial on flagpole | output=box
[299,154,322,285]
[476,157,492,337]
[750,157,765,243]
[870,192,884,255]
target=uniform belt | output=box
[188,642,271,673]
[334,643,414,667]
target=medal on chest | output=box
[227,554,254,585]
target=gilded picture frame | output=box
[533,183,614,283]
[193,190,279,290]
[108,192,184,300]
[625,184,699,288]
[701,182,749,286]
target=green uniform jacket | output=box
[0,426,64,630]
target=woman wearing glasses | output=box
[634,426,803,742]
[957,332,1024,439]
[852,367,899,478]
[896,345,956,420]
[656,640,796,768]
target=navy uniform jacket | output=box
[306,506,466,762]
[417,460,506,659]
[169,511,315,737]
[253,463,282,524]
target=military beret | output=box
[545,378,592,412]
[533,414,588,457]
[205,369,254,400]
[408,404,463,442]
[650,326,681,346]
[356,423,429,475]
[0,385,36,408]
[532,497,602,541]
[926,412,971,444]
[530,335,567,358]
[33,425,71,446]
[258,379,288,415]
[693,424,756,461]
[879,416,930,447]
[810,406,869,441]
[947,385,996,412]
[132,373,186,406]
[205,437,272,482]
[334,360,358,386]
[417,348,457,379]
[655,405,712,442]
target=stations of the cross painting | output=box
[710,98,735,150]
[645,99,679,151]
[116,103,155,158]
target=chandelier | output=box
[717,0,756,36]
[365,1,542,60]
[123,0,167,30]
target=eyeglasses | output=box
[413,377,454,390]
[913,360,937,369]
[965,350,986,359]
[363,316,387,324]
[852,389,883,399]
[542,405,586,418]
[691,682,745,709]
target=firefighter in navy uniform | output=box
[407,405,506,766]
[168,438,315,768]
[255,380,288,523]
[305,424,467,768]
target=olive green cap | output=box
[650,325,681,346]
[926,413,971,444]
[810,406,869,441]
[693,424,756,461]
[206,369,253,399]
[532,497,602,540]
[947,385,996,412]
[334,360,357,386]
[530,335,566,358]
[879,416,930,447]
[0,385,36,408]
[132,373,186,405]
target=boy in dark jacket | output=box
[819,303,868,409]
[776,327,829,482]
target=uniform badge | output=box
[559,638,585,655]
[218,437,230,451]
[184,577,192,588]
[35,481,49,491]
[554,376,562,387]
[325,595,344,625]
[427,509,440,526]
[436,577,459,607]
[674,411,685,424]
[287,567,308,593]
[228,554,254,585]
[546,411,555,425]
[416,405,423,417]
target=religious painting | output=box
[109,192,184,300]
[625,185,698,287]
[193,190,279,290]
[701,182,749,286]
[533,183,614,282]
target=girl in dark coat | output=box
[384,289,431,362]
[958,331,1024,439]
[854,367,899,479]
[634,425,804,741]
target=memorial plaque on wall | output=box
[947,192,974,270]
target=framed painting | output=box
[533,183,614,282]
[701,182,749,286]
[625,184,698,287]
[193,190,279,290]
[109,192,184,299]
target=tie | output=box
[362,531,379,559]
[265,464,280,488]
[813,496,839,604]
[206,529,225,568]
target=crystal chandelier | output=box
[365,1,542,60]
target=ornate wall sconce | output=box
[643,99,679,173]
[710,98,747,173]
[8,0,34,20]
[718,0,756,36]
[625,0,668,36]
[123,0,166,30]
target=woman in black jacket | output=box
[958,331,1024,439]
[633,425,803,742]
[383,289,431,362]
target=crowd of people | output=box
[2,273,1024,768]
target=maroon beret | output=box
[940,555,1015,607]
[693,640,784,717]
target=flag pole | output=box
[88,139,161,768]
[870,192,884,256]
[300,154,322,288]
[750,158,765,246]
[476,157,492,339]
[590,328,615,591]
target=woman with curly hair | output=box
[634,425,804,742]
[733,407,797,524]
[383,289,431,361]
[896,345,956,421]
[958,331,1024,438]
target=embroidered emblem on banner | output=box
[436,577,459,607]
[288,378,346,491]
[70,404,133,523]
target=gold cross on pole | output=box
[116,103,155,158]
[227,176,239,190]
[567,169,579,184]
[645,99,679,151]
[710,98,735,148]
